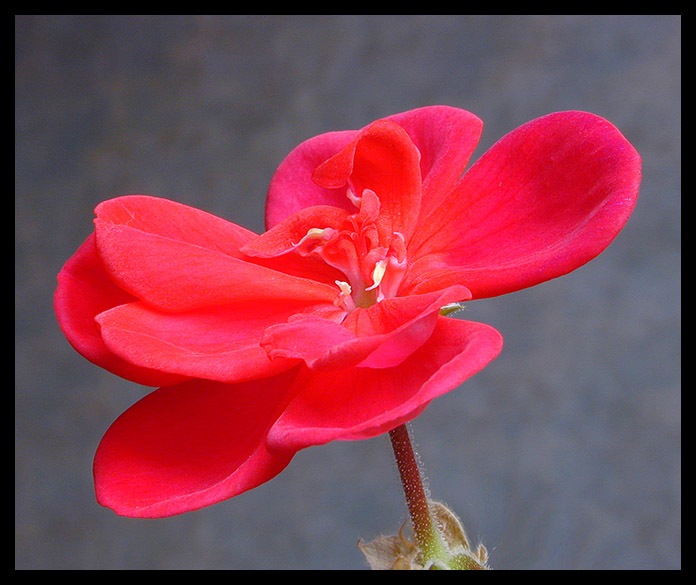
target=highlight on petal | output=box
[94,370,300,518]
[266,316,503,453]
[54,234,189,387]
[406,111,642,299]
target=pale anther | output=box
[292,227,333,247]
[365,259,387,291]
[335,280,352,296]
[346,187,362,208]
[305,227,329,239]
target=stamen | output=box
[346,187,362,208]
[335,280,352,296]
[291,227,335,248]
[334,280,356,312]
[306,227,329,239]
[365,259,387,291]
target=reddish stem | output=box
[388,424,440,555]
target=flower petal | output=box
[406,111,641,299]
[312,119,423,243]
[96,299,342,383]
[265,106,484,231]
[266,316,503,452]
[387,106,483,218]
[261,285,470,371]
[96,195,257,256]
[242,205,350,258]
[343,285,472,369]
[94,198,339,311]
[265,130,358,229]
[94,371,299,518]
[54,233,189,387]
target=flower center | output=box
[292,187,407,311]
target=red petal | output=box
[265,130,358,229]
[265,107,483,232]
[261,286,470,371]
[342,285,472,368]
[312,119,423,243]
[406,111,641,299]
[96,195,257,256]
[96,299,341,383]
[387,106,483,219]
[266,317,503,452]
[261,313,357,368]
[240,206,351,288]
[94,371,299,518]
[242,205,350,258]
[94,197,338,311]
[54,234,189,387]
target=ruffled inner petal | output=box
[312,119,423,245]
[261,285,471,371]
[241,205,350,258]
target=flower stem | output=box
[388,423,448,566]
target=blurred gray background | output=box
[15,15,680,569]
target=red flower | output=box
[55,106,640,518]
